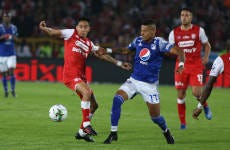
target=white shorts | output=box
[0,56,17,72]
[119,77,160,104]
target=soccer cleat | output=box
[83,125,97,136]
[4,92,9,98]
[75,133,94,142]
[203,105,212,120]
[180,124,186,130]
[163,129,175,144]
[104,132,118,144]
[11,91,16,98]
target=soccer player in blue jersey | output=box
[0,12,18,98]
[103,20,185,144]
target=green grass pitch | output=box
[0,82,229,150]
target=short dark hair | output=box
[181,7,193,13]
[77,17,90,24]
[141,19,155,26]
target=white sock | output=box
[79,129,86,136]
[111,126,118,132]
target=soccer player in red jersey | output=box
[193,45,230,119]
[39,17,132,142]
[168,8,212,129]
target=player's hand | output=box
[121,62,132,71]
[176,65,184,74]
[4,34,12,40]
[192,108,202,120]
[95,47,106,56]
[39,21,47,30]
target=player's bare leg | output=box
[104,90,128,144]
[75,82,97,142]
[147,103,174,144]
[177,89,187,129]
[192,86,212,120]
[89,93,98,120]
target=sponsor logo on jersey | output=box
[72,47,88,57]
[182,35,190,39]
[75,41,89,52]
[191,34,196,39]
[175,81,184,86]
[183,47,197,53]
[177,36,181,40]
[178,40,194,47]
[139,48,150,61]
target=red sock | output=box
[81,101,90,128]
[177,101,186,125]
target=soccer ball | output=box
[49,104,68,122]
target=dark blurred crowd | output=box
[1,0,230,58]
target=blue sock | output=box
[152,116,167,131]
[111,95,124,126]
[10,75,16,91]
[2,76,8,92]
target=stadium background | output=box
[1,0,229,86]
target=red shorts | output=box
[175,67,203,89]
[63,77,87,98]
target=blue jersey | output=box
[0,23,18,56]
[128,36,174,83]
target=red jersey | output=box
[169,25,208,68]
[61,29,95,81]
[221,53,230,87]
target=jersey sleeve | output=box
[61,29,74,40]
[12,25,18,36]
[168,30,175,44]
[158,37,174,53]
[209,56,224,77]
[199,27,208,44]
[127,37,138,51]
[91,42,99,51]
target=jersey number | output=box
[197,74,203,84]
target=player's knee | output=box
[1,72,7,77]
[113,95,124,106]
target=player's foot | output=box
[163,129,175,144]
[75,133,94,142]
[203,105,212,120]
[83,125,97,136]
[104,132,118,144]
[4,92,9,98]
[180,124,186,130]
[11,91,16,98]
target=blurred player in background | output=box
[0,11,18,98]
[39,17,131,142]
[103,19,185,144]
[168,8,212,129]
[193,41,230,119]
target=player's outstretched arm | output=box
[39,21,62,38]
[169,45,185,73]
[93,52,132,71]
[106,47,132,55]
[202,42,211,65]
